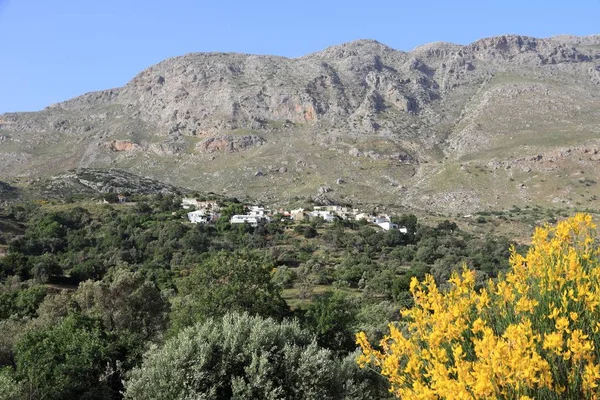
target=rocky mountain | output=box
[2,34,600,212]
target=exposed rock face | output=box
[33,168,181,196]
[149,142,185,155]
[2,34,600,212]
[196,135,265,153]
[109,140,141,152]
[318,186,332,194]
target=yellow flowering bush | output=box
[357,214,600,399]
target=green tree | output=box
[14,314,114,400]
[0,368,23,400]
[0,285,47,320]
[170,251,288,333]
[304,291,359,353]
[125,312,383,400]
[74,264,169,367]
[304,225,318,238]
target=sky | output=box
[1,0,599,114]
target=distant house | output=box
[375,221,408,232]
[314,205,350,213]
[117,194,127,203]
[309,210,336,223]
[290,208,309,221]
[231,215,260,227]
[230,206,271,227]
[376,221,398,231]
[248,206,268,217]
[188,210,211,224]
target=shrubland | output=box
[0,194,531,399]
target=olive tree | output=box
[125,312,385,399]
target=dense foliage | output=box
[170,250,289,333]
[15,314,115,400]
[125,312,385,399]
[358,214,600,399]
[0,195,518,399]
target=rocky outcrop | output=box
[108,140,142,152]
[196,135,265,153]
[467,35,596,64]
[149,141,185,155]
[34,168,181,196]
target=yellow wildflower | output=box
[583,363,600,392]
[555,316,569,332]
[542,331,563,353]
[357,214,600,399]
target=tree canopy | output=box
[125,312,385,400]
[169,250,288,333]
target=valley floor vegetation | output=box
[358,213,600,399]
[0,194,519,399]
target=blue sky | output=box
[1,0,599,114]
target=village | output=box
[181,197,408,232]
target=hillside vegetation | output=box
[0,193,522,399]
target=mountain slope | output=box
[1,34,600,212]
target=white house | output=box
[314,205,351,216]
[230,205,271,227]
[376,221,398,231]
[375,221,409,233]
[309,210,336,223]
[290,208,308,221]
[188,210,211,224]
[231,215,260,227]
[248,206,267,217]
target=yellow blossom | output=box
[583,363,600,392]
[543,331,564,353]
[357,214,600,399]
[555,316,569,332]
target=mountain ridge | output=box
[2,34,600,212]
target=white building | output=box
[376,221,398,231]
[248,206,267,217]
[375,221,408,233]
[309,210,336,223]
[231,215,260,227]
[314,205,351,216]
[188,210,211,224]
